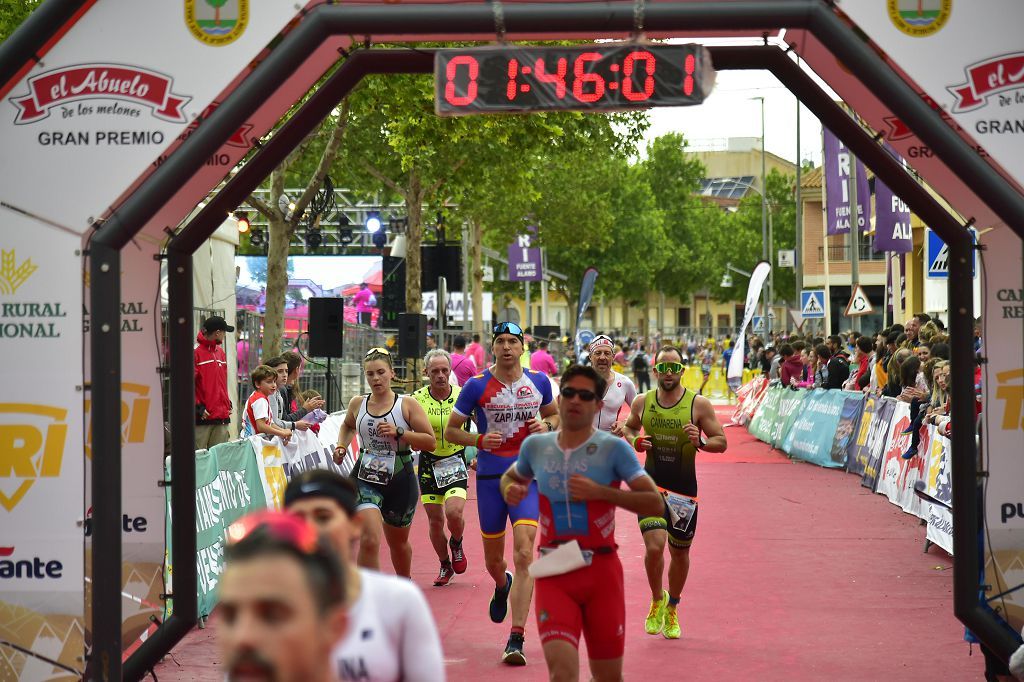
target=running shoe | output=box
[662,606,681,639]
[502,632,526,666]
[901,446,918,460]
[433,560,454,587]
[645,590,668,635]
[489,571,513,623]
[450,537,468,574]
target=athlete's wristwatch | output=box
[697,435,708,450]
[395,426,406,440]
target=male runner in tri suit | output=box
[500,365,662,682]
[622,346,727,640]
[444,321,560,666]
[588,334,637,435]
[412,348,470,587]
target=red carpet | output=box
[154,407,982,680]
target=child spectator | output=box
[299,389,324,435]
[242,365,293,442]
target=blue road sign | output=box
[800,289,826,319]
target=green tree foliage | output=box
[639,133,718,301]
[0,0,42,41]
[718,168,798,306]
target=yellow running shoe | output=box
[644,590,668,635]
[662,605,681,639]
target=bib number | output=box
[431,454,468,487]
[358,450,395,486]
[664,491,698,534]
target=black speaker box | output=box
[380,256,406,329]
[397,313,428,359]
[421,245,462,292]
[308,297,344,357]
[533,325,561,340]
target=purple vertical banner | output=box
[507,233,543,282]
[823,128,870,235]
[873,146,913,253]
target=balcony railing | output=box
[817,244,887,262]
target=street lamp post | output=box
[753,96,772,334]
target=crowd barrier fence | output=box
[732,377,953,554]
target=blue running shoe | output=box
[489,571,513,623]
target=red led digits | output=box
[534,57,568,98]
[444,55,479,106]
[572,52,605,103]
[506,58,520,100]
[683,53,695,96]
[622,50,656,102]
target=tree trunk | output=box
[263,213,291,358]
[470,218,484,340]
[621,298,630,337]
[405,171,424,314]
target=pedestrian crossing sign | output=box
[752,316,764,333]
[926,228,976,279]
[800,290,826,319]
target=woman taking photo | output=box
[334,347,435,577]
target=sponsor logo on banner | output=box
[0,249,37,294]
[995,368,1024,428]
[948,53,1024,113]
[83,382,151,459]
[83,506,149,536]
[0,546,64,579]
[0,249,69,340]
[185,0,250,47]
[82,299,150,333]
[9,64,191,125]
[887,0,952,37]
[0,404,68,511]
[1000,501,1024,523]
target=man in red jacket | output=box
[195,315,234,449]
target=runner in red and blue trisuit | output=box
[444,321,559,666]
[500,364,662,682]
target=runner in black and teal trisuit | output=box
[623,346,727,640]
[412,349,471,587]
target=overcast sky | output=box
[641,68,826,167]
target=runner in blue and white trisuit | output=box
[587,334,637,436]
[443,321,560,666]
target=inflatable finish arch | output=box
[1,2,1021,680]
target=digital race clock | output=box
[435,44,715,116]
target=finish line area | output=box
[154,407,980,681]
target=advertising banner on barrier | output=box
[772,389,808,450]
[875,401,930,513]
[782,389,857,468]
[0,227,84,681]
[923,426,954,554]
[830,394,866,466]
[164,440,268,620]
[731,375,769,426]
[861,399,897,491]
[748,385,783,444]
[847,394,881,475]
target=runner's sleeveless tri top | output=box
[640,388,698,496]
[356,394,412,473]
[411,384,463,458]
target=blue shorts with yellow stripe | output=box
[476,475,539,538]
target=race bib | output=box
[430,454,468,487]
[664,491,698,534]
[358,450,395,486]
